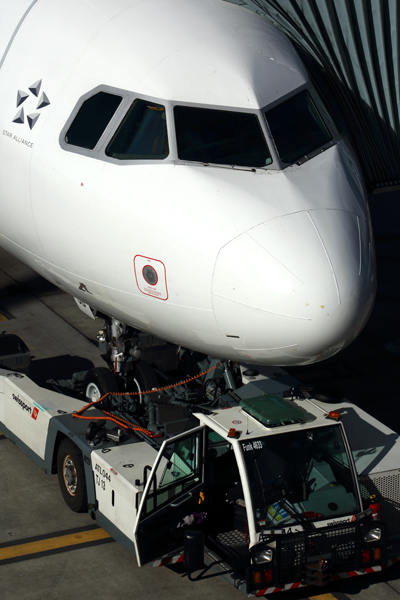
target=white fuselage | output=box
[0,0,376,365]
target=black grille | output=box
[359,472,400,538]
[277,524,358,583]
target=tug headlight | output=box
[362,527,381,543]
[253,548,273,564]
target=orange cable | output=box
[71,413,159,437]
[72,360,225,437]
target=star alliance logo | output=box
[12,79,50,129]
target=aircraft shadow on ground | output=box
[29,355,95,388]
[0,275,61,302]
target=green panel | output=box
[240,394,305,427]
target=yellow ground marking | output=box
[0,528,111,561]
[0,314,8,321]
[309,594,338,600]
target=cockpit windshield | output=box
[106,99,169,160]
[174,106,272,168]
[241,425,360,531]
[265,90,332,163]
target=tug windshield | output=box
[265,90,332,163]
[174,105,272,168]
[240,425,360,531]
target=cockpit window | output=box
[265,90,332,163]
[65,92,122,150]
[174,106,272,168]
[106,99,169,160]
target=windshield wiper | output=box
[253,459,313,530]
[296,140,335,165]
[277,497,315,531]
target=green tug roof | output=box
[240,394,305,428]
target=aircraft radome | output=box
[0,0,376,385]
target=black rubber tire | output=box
[130,360,158,393]
[57,438,88,512]
[83,367,119,402]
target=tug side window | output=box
[106,99,169,160]
[142,429,202,517]
[65,92,122,150]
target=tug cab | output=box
[132,393,382,593]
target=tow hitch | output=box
[304,554,332,586]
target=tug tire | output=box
[57,438,88,512]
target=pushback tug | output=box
[1,346,399,596]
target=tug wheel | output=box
[57,438,88,512]
[84,367,119,403]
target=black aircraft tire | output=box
[57,438,88,512]
[131,360,158,394]
[83,367,119,402]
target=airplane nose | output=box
[212,209,376,365]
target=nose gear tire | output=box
[84,367,120,404]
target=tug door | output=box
[134,427,205,566]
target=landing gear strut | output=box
[97,316,239,403]
[98,317,163,388]
[78,316,242,435]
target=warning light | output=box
[373,547,381,560]
[328,410,341,420]
[253,571,262,585]
[228,428,236,438]
[264,569,273,582]
[362,549,370,562]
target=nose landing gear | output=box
[64,315,240,437]
[83,367,120,403]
